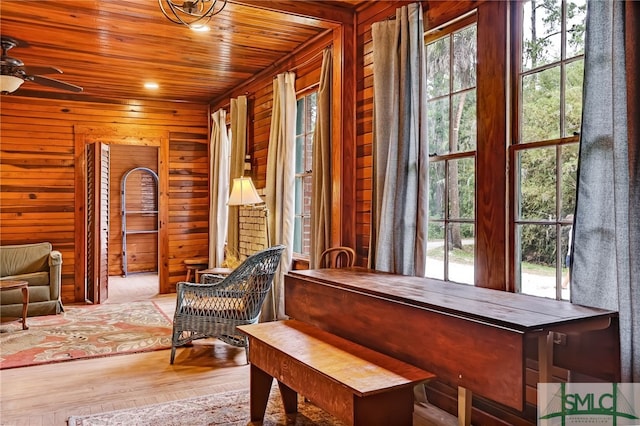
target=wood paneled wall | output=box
[0,95,208,303]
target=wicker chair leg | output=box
[244,343,249,365]
[170,346,176,364]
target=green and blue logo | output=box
[538,383,640,425]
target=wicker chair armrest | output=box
[200,273,226,285]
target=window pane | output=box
[448,223,474,285]
[427,37,450,99]
[560,223,572,299]
[518,147,557,220]
[426,222,445,280]
[295,136,304,173]
[522,0,561,71]
[427,97,450,154]
[294,177,303,215]
[521,66,561,142]
[564,59,583,137]
[305,134,313,172]
[296,98,304,134]
[451,89,476,152]
[429,162,445,220]
[560,143,578,218]
[448,157,475,220]
[302,216,311,256]
[518,223,559,299]
[303,176,312,220]
[453,26,477,92]
[306,92,317,133]
[566,0,586,58]
[293,216,302,253]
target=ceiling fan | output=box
[1,36,83,94]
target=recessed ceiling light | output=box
[144,82,159,90]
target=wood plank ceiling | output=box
[0,0,369,104]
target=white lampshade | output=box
[228,176,262,206]
[0,75,24,94]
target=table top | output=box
[0,279,29,290]
[286,268,617,333]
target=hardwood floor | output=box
[0,275,250,426]
[0,274,452,425]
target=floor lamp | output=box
[227,176,274,316]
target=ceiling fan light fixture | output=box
[158,0,227,28]
[0,75,24,94]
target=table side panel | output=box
[285,276,526,411]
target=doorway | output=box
[108,145,160,301]
[75,125,170,304]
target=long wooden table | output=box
[284,268,620,422]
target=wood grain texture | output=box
[0,1,364,103]
[0,96,208,302]
[284,268,619,413]
[240,319,434,425]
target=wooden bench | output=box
[238,319,436,426]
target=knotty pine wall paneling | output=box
[0,95,209,303]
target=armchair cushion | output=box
[0,242,63,317]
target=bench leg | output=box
[250,364,274,422]
[277,380,298,414]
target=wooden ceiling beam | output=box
[229,1,354,24]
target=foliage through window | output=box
[293,91,317,257]
[514,0,585,300]
[425,18,477,285]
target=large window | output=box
[425,18,477,285]
[293,91,317,256]
[513,0,585,300]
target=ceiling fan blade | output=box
[23,65,62,75]
[31,75,82,92]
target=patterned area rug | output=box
[67,386,344,426]
[0,301,172,369]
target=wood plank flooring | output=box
[1,274,251,426]
[0,274,452,425]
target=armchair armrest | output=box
[48,250,62,301]
[200,273,226,285]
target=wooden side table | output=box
[195,267,233,283]
[0,279,29,330]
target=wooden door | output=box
[86,142,110,303]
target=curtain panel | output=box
[263,72,296,321]
[369,3,429,276]
[310,48,333,269]
[208,109,230,267]
[572,0,640,382]
[226,96,248,257]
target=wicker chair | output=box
[319,246,356,268]
[170,245,285,364]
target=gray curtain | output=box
[310,48,333,269]
[263,72,296,321]
[369,3,429,276]
[226,96,247,257]
[208,109,230,267]
[571,0,640,382]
